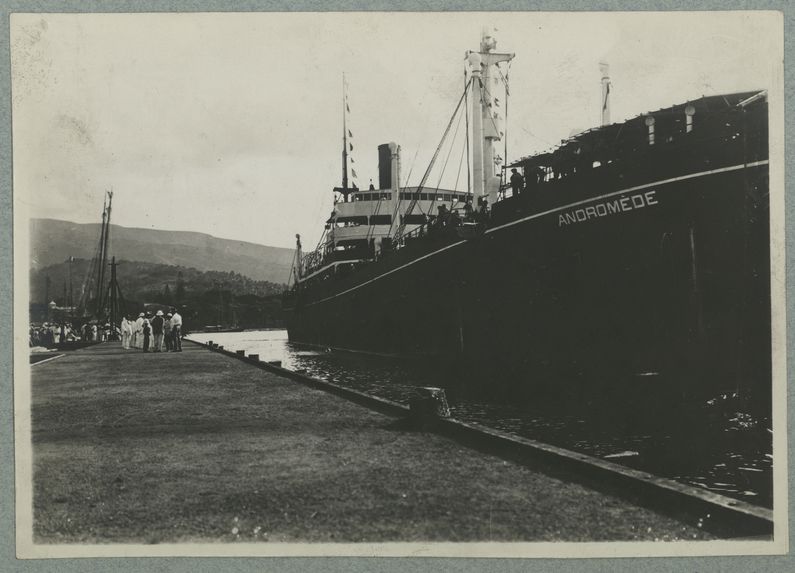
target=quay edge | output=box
[189,338,774,539]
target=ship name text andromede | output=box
[557,190,658,227]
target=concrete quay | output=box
[30,341,744,543]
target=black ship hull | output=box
[284,94,770,403]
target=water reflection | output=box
[188,329,772,508]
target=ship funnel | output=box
[378,143,401,191]
[378,144,391,189]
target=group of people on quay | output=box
[120,308,183,353]
[29,321,116,347]
[29,323,77,347]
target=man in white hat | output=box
[163,313,173,352]
[121,315,132,349]
[151,310,165,352]
[133,312,144,349]
[170,307,183,352]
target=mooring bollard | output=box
[236,350,245,356]
[409,387,451,427]
[267,360,282,368]
[248,354,260,361]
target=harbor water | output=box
[188,329,773,508]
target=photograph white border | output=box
[10,8,788,561]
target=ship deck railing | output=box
[392,211,484,250]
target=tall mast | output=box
[467,29,514,207]
[342,74,349,193]
[600,62,611,126]
[94,194,108,316]
[68,256,73,312]
[105,256,126,339]
[96,190,114,317]
[468,52,484,202]
[107,257,118,336]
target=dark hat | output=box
[511,168,517,173]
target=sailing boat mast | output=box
[104,256,126,339]
[95,190,114,317]
[94,194,108,316]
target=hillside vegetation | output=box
[31,218,295,284]
[32,259,287,329]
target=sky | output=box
[11,11,782,249]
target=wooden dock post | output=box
[409,387,451,427]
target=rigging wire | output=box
[384,143,421,240]
[77,199,108,317]
[286,249,298,288]
[519,125,555,148]
[453,133,468,192]
[392,76,473,241]
[77,238,102,316]
[403,146,422,190]
[428,105,466,211]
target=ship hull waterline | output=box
[284,162,770,405]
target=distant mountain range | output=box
[30,218,295,284]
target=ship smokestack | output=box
[600,62,611,126]
[378,144,391,189]
[378,142,401,190]
[389,142,401,191]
